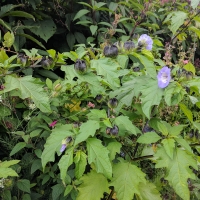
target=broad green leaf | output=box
[64,185,73,196]
[77,170,109,200]
[22,194,31,200]
[116,55,128,69]
[51,184,65,200]
[74,151,87,179]
[133,53,156,78]
[0,160,20,168]
[191,0,200,9]
[183,62,196,75]
[3,31,14,48]
[24,19,56,42]
[189,26,200,39]
[138,182,162,200]
[73,9,90,21]
[0,49,9,63]
[31,159,42,174]
[169,125,186,136]
[16,33,46,49]
[175,137,192,152]
[1,11,35,20]
[2,190,11,200]
[0,4,24,16]
[114,115,140,135]
[66,32,75,49]
[137,132,161,144]
[3,76,51,113]
[169,11,188,34]
[41,124,73,169]
[110,162,146,200]
[179,103,193,122]
[74,120,100,146]
[90,58,121,88]
[74,32,86,44]
[157,121,168,135]
[164,82,186,106]
[58,147,74,181]
[155,147,197,200]
[87,109,107,120]
[90,25,98,35]
[10,142,26,156]
[17,179,30,193]
[140,79,163,119]
[193,121,200,131]
[0,19,11,31]
[86,138,112,179]
[161,138,175,159]
[0,105,11,117]
[107,141,122,161]
[0,167,18,178]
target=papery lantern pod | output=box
[17,53,27,67]
[103,44,118,57]
[108,98,118,109]
[74,59,87,75]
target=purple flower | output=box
[60,144,66,153]
[157,66,171,88]
[138,34,153,50]
[49,120,57,128]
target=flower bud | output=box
[123,41,135,51]
[106,127,111,134]
[95,94,103,103]
[103,45,118,57]
[17,53,27,67]
[54,83,62,91]
[41,56,53,68]
[74,59,87,75]
[186,71,193,80]
[114,41,123,52]
[108,98,118,109]
[110,125,119,137]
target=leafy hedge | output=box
[1,0,200,200]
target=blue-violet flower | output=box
[60,144,66,153]
[157,66,171,88]
[138,34,153,50]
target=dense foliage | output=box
[1,0,200,200]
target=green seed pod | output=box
[108,98,118,109]
[110,125,119,137]
[54,83,62,91]
[123,41,135,51]
[41,56,53,68]
[95,94,103,103]
[74,59,87,75]
[103,45,118,57]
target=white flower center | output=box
[161,72,168,83]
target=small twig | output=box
[133,155,153,161]
[106,187,115,200]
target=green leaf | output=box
[41,124,73,169]
[179,103,193,122]
[74,151,87,179]
[67,32,75,49]
[137,132,161,144]
[87,109,107,120]
[90,58,121,88]
[24,19,56,42]
[77,170,109,200]
[169,11,188,34]
[116,55,128,69]
[3,31,14,48]
[189,26,200,39]
[0,168,18,178]
[138,182,162,200]
[74,32,86,44]
[17,179,30,193]
[155,147,197,200]
[22,194,31,200]
[183,62,196,75]
[2,190,11,200]
[16,33,46,49]
[64,185,73,196]
[107,141,122,161]
[169,125,186,136]
[114,115,140,135]
[1,11,35,20]
[51,184,65,200]
[0,160,20,168]
[90,25,98,35]
[110,162,146,200]
[140,78,163,119]
[191,0,200,9]
[74,120,100,146]
[73,9,90,21]
[58,147,74,181]
[164,82,186,106]
[0,49,9,63]
[0,105,11,117]
[3,76,51,113]
[86,138,112,179]
[175,137,192,152]
[31,159,42,174]
[161,138,175,159]
[157,121,168,136]
[10,142,26,156]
